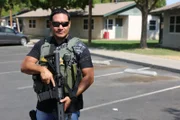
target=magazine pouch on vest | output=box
[32,37,82,102]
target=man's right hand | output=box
[40,66,55,87]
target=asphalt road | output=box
[0,45,180,120]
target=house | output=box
[1,10,30,32]
[16,2,159,40]
[151,2,180,49]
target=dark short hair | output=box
[49,8,71,21]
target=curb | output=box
[91,53,180,73]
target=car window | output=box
[0,27,5,32]
[5,28,14,33]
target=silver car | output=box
[0,26,29,46]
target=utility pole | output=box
[16,17,20,32]
[88,0,92,45]
[9,3,13,28]
[9,8,12,28]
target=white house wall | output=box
[127,15,142,40]
[162,11,180,49]
[147,15,159,40]
[23,17,50,37]
[70,17,81,37]
[127,15,159,40]
[70,17,103,39]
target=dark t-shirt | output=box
[27,35,93,113]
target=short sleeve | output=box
[27,40,44,60]
[73,41,93,69]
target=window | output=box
[149,20,156,30]
[83,19,94,30]
[8,20,15,26]
[29,20,36,28]
[5,28,14,33]
[105,19,113,30]
[83,19,88,30]
[0,27,5,32]
[116,18,123,27]
[169,16,180,33]
[46,20,50,28]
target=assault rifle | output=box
[54,51,65,120]
[30,51,65,120]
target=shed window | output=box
[46,20,50,28]
[149,20,156,30]
[29,20,36,28]
[169,16,180,33]
[83,19,94,30]
[105,19,113,30]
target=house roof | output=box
[151,2,180,14]
[17,1,136,18]
[2,9,30,19]
[17,8,51,18]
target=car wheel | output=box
[20,37,27,46]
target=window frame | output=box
[46,20,50,28]
[105,19,113,30]
[29,20,36,28]
[83,18,94,30]
[169,15,180,33]
[149,20,156,31]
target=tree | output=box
[155,0,166,8]
[88,0,92,45]
[29,0,89,10]
[0,0,30,27]
[0,0,6,23]
[133,0,166,48]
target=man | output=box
[21,8,94,120]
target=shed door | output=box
[115,18,123,38]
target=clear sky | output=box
[166,0,180,5]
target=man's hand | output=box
[40,66,55,87]
[60,96,71,111]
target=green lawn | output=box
[82,39,180,56]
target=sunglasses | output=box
[52,21,69,27]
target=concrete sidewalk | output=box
[89,48,180,73]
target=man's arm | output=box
[73,41,94,96]
[21,56,42,75]
[61,67,94,111]
[76,67,94,96]
[21,56,55,86]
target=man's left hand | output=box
[60,96,71,111]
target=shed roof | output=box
[17,1,136,18]
[151,2,180,14]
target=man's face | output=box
[50,13,71,39]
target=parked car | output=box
[0,26,29,46]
